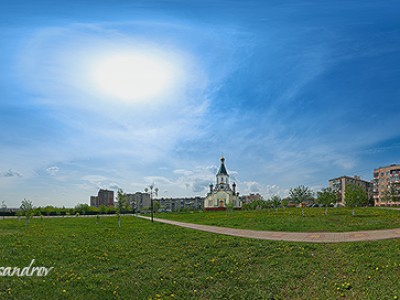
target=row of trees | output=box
[243,184,370,216]
[2,185,374,219]
[0,189,133,227]
[0,201,131,218]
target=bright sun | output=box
[89,51,178,103]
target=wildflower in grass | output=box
[342,282,351,290]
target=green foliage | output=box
[99,205,108,214]
[19,198,34,221]
[289,185,314,216]
[20,198,33,212]
[74,203,90,215]
[281,198,289,208]
[317,188,337,206]
[289,185,314,204]
[116,189,127,213]
[153,200,161,212]
[317,187,337,215]
[271,195,282,208]
[345,184,368,216]
[242,200,271,210]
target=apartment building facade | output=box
[126,192,151,212]
[156,197,204,212]
[90,189,114,207]
[240,193,263,204]
[372,164,400,206]
[329,175,372,205]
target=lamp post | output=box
[145,184,159,223]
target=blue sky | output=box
[1,0,400,207]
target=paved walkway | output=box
[136,215,400,243]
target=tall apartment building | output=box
[90,189,114,207]
[372,164,400,206]
[329,175,372,205]
[90,196,98,207]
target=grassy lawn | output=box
[0,216,400,299]
[154,207,400,232]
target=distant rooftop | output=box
[374,164,400,170]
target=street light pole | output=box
[145,184,159,223]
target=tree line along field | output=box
[0,214,400,299]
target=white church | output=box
[204,157,242,210]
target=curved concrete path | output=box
[136,215,400,243]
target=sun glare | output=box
[89,51,179,103]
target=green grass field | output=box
[1,215,400,299]
[155,207,400,232]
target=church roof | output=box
[217,157,229,175]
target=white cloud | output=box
[143,176,174,185]
[80,175,120,191]
[173,169,194,176]
[46,166,59,176]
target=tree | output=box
[116,189,127,228]
[345,184,368,216]
[226,201,234,214]
[317,187,337,215]
[20,198,34,223]
[242,200,271,210]
[1,201,7,219]
[289,185,313,217]
[271,195,282,213]
[74,203,89,215]
[99,205,108,214]
[1,201,7,212]
[281,198,289,208]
